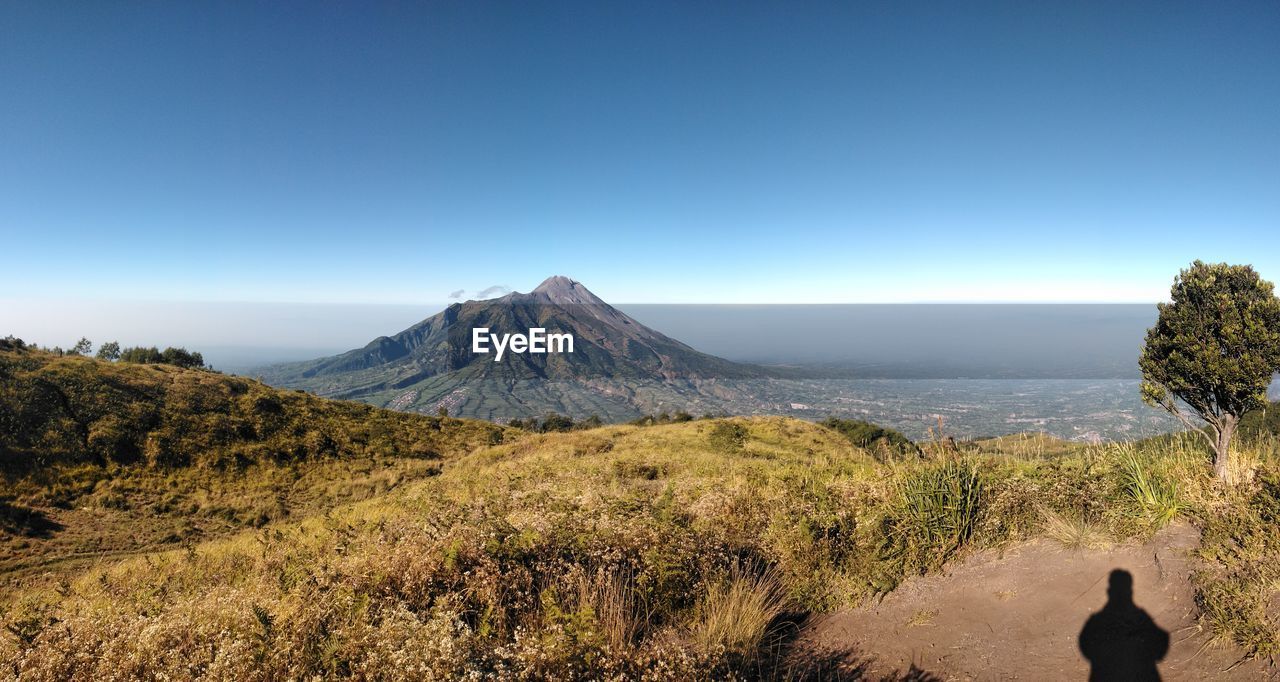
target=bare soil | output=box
[789,523,1277,680]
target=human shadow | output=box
[1078,569,1169,682]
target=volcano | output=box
[259,277,769,420]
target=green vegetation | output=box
[1197,471,1280,658]
[819,417,918,460]
[2,344,1280,678]
[885,459,983,573]
[1140,260,1280,481]
[94,341,120,361]
[1118,444,1182,526]
[629,411,700,426]
[116,345,206,368]
[1,336,205,370]
[0,344,505,586]
[506,412,602,432]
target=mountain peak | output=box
[530,275,604,305]
[532,275,579,293]
[262,272,770,416]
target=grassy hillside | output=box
[3,346,1279,678]
[0,347,505,589]
[4,406,1279,678]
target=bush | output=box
[118,346,205,368]
[884,459,984,574]
[690,564,789,663]
[1117,446,1181,527]
[820,417,918,460]
[708,422,748,453]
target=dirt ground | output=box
[789,523,1277,680]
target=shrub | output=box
[884,459,984,573]
[1039,507,1109,549]
[708,422,748,453]
[820,417,918,460]
[1117,447,1181,527]
[689,564,789,663]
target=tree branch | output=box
[1157,392,1217,450]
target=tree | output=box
[1140,261,1280,481]
[538,413,575,432]
[118,346,205,368]
[96,341,121,361]
[160,347,204,369]
[120,346,164,364]
[70,337,93,356]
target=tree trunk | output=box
[1212,416,1238,482]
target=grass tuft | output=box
[885,458,984,573]
[1117,445,1181,527]
[1039,507,1109,549]
[689,563,789,662]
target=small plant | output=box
[905,609,937,627]
[885,459,983,572]
[1118,447,1181,527]
[2,598,55,646]
[1194,473,1280,658]
[708,422,748,453]
[573,568,643,650]
[1039,507,1108,549]
[689,564,789,663]
[819,417,918,460]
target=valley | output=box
[254,278,1194,442]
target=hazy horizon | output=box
[4,297,1161,378]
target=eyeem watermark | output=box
[472,328,574,361]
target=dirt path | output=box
[789,523,1276,680]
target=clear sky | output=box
[2,1,1278,307]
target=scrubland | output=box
[2,348,1278,679]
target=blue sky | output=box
[2,1,1278,305]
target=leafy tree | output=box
[538,413,575,432]
[119,346,164,364]
[96,341,121,361]
[1140,261,1280,481]
[160,347,204,369]
[117,346,204,368]
[69,338,93,356]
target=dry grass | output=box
[690,563,790,660]
[571,567,645,650]
[1039,507,1109,549]
[904,609,938,627]
[968,432,1086,460]
[3,353,1279,679]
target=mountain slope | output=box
[6,415,1275,679]
[0,345,505,585]
[259,276,771,420]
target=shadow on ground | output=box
[773,611,943,681]
[1079,569,1170,682]
[0,500,63,538]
